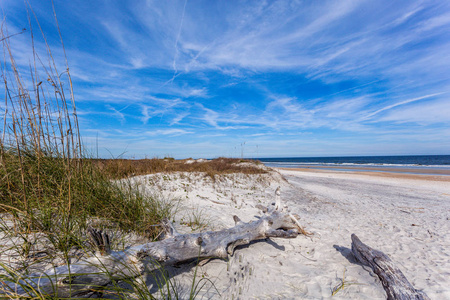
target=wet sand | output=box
[279,166,450,182]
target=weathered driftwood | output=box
[351,234,430,300]
[1,194,303,298]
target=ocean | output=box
[258,155,450,175]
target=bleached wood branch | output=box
[351,234,430,300]
[159,217,180,240]
[1,209,302,298]
[274,186,281,210]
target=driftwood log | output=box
[351,234,430,300]
[1,193,303,298]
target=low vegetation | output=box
[0,16,173,241]
[93,157,266,180]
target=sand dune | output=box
[141,167,449,299]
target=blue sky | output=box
[2,0,450,158]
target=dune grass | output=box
[0,11,174,242]
[0,8,181,298]
[92,157,266,180]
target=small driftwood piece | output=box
[1,189,303,298]
[351,234,429,300]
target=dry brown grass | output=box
[91,157,267,179]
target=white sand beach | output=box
[1,166,448,299]
[273,168,450,299]
[133,167,450,299]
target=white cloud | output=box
[362,93,446,121]
[377,99,450,124]
[185,88,208,98]
[199,104,218,127]
[144,129,193,136]
[170,112,189,125]
[140,105,153,124]
[418,12,450,32]
[105,105,127,124]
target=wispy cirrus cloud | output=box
[144,128,193,137]
[361,92,446,121]
[2,0,450,158]
[105,105,127,124]
[377,99,450,124]
[170,112,189,126]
